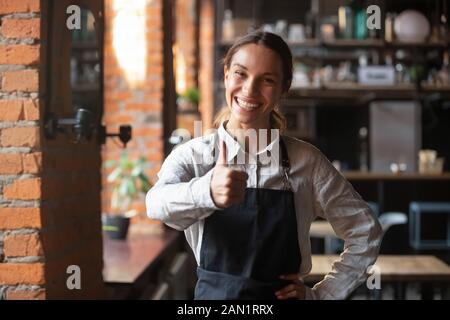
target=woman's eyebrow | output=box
[232,63,247,69]
[262,72,279,77]
[232,63,280,77]
[232,62,279,78]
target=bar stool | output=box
[409,202,450,250]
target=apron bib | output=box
[194,138,301,300]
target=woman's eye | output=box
[264,78,275,84]
[234,70,245,77]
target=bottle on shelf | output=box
[358,126,369,172]
[338,5,353,39]
[439,8,448,42]
[385,13,396,43]
[436,51,450,85]
[222,9,234,42]
[353,1,368,40]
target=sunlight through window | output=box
[112,0,147,88]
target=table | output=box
[103,225,181,299]
[305,254,450,299]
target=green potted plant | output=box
[103,152,152,240]
[177,87,199,112]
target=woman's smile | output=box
[233,96,262,111]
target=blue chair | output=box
[368,201,380,217]
[379,212,408,233]
[378,212,410,255]
[409,202,450,250]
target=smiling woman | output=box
[146,30,383,300]
[224,44,283,130]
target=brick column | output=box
[198,0,214,130]
[0,0,45,300]
[175,0,198,91]
[174,0,201,136]
[0,0,104,299]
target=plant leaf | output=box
[131,166,142,177]
[107,167,122,183]
[104,160,118,168]
[111,188,120,211]
[139,174,152,192]
[127,178,137,196]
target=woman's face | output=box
[224,44,284,129]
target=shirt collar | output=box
[217,121,281,164]
[217,121,240,163]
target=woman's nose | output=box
[242,78,258,95]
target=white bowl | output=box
[394,10,430,43]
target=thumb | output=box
[217,140,228,166]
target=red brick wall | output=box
[198,0,214,130]
[0,0,104,299]
[175,0,197,91]
[102,0,164,224]
[0,0,45,300]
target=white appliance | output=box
[370,101,422,173]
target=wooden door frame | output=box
[162,0,177,157]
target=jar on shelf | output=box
[338,6,353,39]
[222,9,234,42]
[385,13,396,43]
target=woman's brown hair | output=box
[213,30,293,133]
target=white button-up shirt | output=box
[146,121,383,300]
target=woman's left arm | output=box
[309,148,383,300]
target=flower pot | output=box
[102,215,130,240]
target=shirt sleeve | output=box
[145,144,220,231]
[309,148,383,300]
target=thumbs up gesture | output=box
[210,140,248,208]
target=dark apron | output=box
[194,138,301,300]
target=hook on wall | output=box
[44,107,132,147]
[44,107,96,143]
[98,125,132,148]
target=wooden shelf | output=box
[218,82,450,101]
[321,39,447,49]
[323,82,414,90]
[220,39,448,50]
[287,83,450,100]
[343,171,450,181]
[320,39,383,48]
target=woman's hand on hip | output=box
[210,140,248,208]
[275,274,306,300]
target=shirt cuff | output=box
[304,285,316,300]
[191,168,221,211]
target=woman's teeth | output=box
[235,97,260,110]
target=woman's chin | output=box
[230,113,257,126]
[231,105,259,121]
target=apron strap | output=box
[280,136,290,171]
[279,137,293,192]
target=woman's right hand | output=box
[210,140,248,208]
